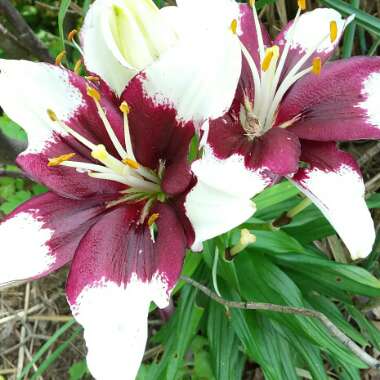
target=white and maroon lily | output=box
[0,0,246,378]
[192,1,380,260]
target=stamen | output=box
[261,46,279,72]
[148,213,160,227]
[89,172,159,192]
[261,49,274,72]
[230,19,238,35]
[312,57,322,75]
[330,21,338,43]
[87,86,101,102]
[87,86,128,160]
[123,158,140,170]
[67,29,78,42]
[47,109,97,151]
[85,76,101,82]
[120,101,136,161]
[297,0,306,10]
[249,0,265,61]
[60,161,114,174]
[48,153,76,167]
[55,51,66,66]
[74,59,82,74]
[239,41,261,112]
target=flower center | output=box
[46,84,165,221]
[236,1,343,136]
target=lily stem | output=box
[181,275,380,370]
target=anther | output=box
[48,153,76,167]
[85,76,101,82]
[47,109,58,122]
[120,101,131,114]
[122,158,140,170]
[67,29,78,42]
[148,213,160,227]
[74,59,82,74]
[91,144,108,161]
[330,21,338,43]
[248,0,255,8]
[230,19,238,35]
[55,50,66,66]
[87,86,101,102]
[261,46,279,72]
[297,0,306,11]
[312,57,322,75]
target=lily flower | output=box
[0,1,246,378]
[192,1,380,260]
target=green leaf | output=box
[19,319,76,379]
[235,253,366,367]
[207,302,244,380]
[69,360,89,380]
[58,0,72,51]
[0,116,27,141]
[0,190,32,214]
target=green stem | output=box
[286,197,312,219]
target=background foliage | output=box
[1,0,380,379]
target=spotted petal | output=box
[0,59,123,199]
[274,8,353,78]
[67,202,186,379]
[277,57,380,141]
[0,192,105,287]
[290,141,375,260]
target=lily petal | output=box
[121,77,195,173]
[0,192,104,286]
[274,8,353,77]
[130,10,242,124]
[67,203,186,380]
[278,57,380,141]
[0,59,123,199]
[185,145,269,250]
[290,141,375,260]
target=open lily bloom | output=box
[0,0,247,378]
[193,1,380,260]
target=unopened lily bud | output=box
[109,0,177,70]
[230,229,256,257]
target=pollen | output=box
[148,213,160,227]
[297,0,306,11]
[122,158,140,169]
[74,59,82,74]
[87,86,101,102]
[85,76,100,82]
[55,50,66,66]
[120,101,131,114]
[261,46,279,72]
[330,21,338,43]
[48,153,76,167]
[230,19,238,35]
[312,57,322,75]
[91,144,108,161]
[67,29,78,42]
[47,109,58,122]
[248,0,255,8]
